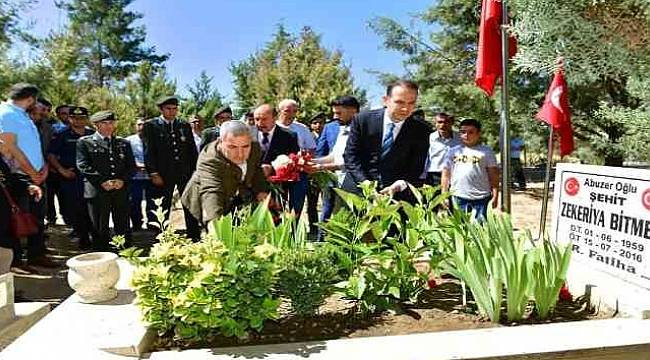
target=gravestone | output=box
[0,273,16,326]
[552,163,650,317]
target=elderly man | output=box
[275,99,316,215]
[77,111,136,250]
[182,121,269,226]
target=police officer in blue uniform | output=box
[47,106,95,249]
[77,111,136,251]
[142,96,200,240]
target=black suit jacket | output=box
[342,108,432,195]
[142,117,198,184]
[260,126,300,164]
[76,133,136,198]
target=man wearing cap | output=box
[0,83,55,268]
[77,111,135,250]
[200,105,232,150]
[142,95,200,240]
[48,106,96,249]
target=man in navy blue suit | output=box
[342,80,432,203]
[315,96,360,222]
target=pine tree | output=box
[56,0,168,87]
[182,70,224,119]
[231,25,367,122]
[124,61,176,119]
[511,0,650,165]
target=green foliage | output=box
[511,0,650,165]
[529,239,572,319]
[439,211,505,322]
[180,70,224,120]
[78,87,139,136]
[439,211,572,323]
[322,181,439,313]
[277,246,339,316]
[368,1,549,156]
[231,25,367,122]
[0,0,36,46]
[56,0,168,86]
[124,61,177,119]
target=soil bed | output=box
[151,279,613,351]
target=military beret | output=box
[156,95,179,107]
[214,105,232,117]
[69,106,89,117]
[309,112,326,123]
[90,110,116,123]
[7,83,39,100]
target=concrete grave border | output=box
[2,259,650,359]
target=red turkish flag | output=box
[475,0,517,97]
[536,70,575,156]
[475,0,503,97]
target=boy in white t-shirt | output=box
[441,118,499,221]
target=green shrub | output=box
[129,228,280,340]
[277,245,339,316]
[321,181,438,313]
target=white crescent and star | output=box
[550,86,564,113]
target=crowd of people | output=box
[0,79,504,276]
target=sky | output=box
[23,0,434,107]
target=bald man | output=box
[253,104,300,213]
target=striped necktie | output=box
[381,122,395,158]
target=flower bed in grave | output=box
[114,182,615,351]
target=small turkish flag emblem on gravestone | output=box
[564,177,579,196]
[642,188,650,211]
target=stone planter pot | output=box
[66,252,120,303]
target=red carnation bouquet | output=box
[268,152,312,183]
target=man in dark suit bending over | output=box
[342,80,431,202]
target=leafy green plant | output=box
[440,210,504,322]
[277,245,339,316]
[529,238,572,319]
[321,181,439,313]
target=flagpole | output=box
[538,126,554,240]
[500,0,511,213]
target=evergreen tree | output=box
[124,61,176,119]
[0,0,36,46]
[56,0,168,86]
[182,70,224,119]
[231,25,367,122]
[512,0,650,165]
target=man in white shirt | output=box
[424,112,462,187]
[275,99,316,216]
